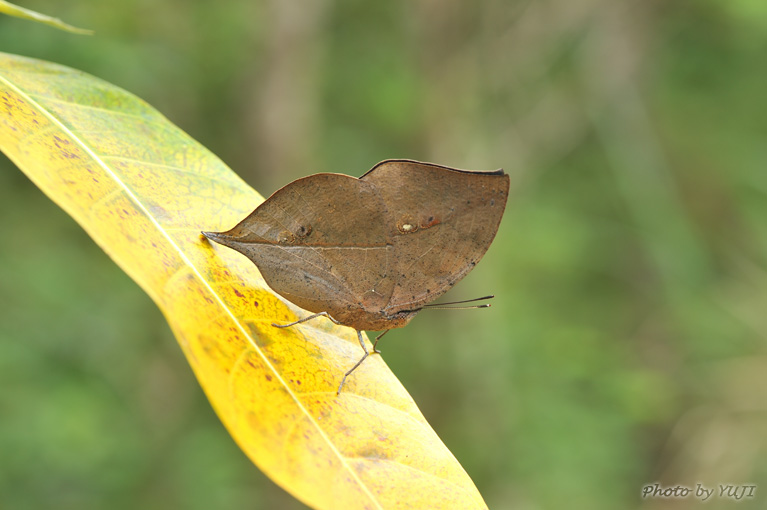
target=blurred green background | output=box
[1,1,766,509]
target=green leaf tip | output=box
[0,0,93,35]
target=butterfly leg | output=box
[337,330,370,395]
[372,330,390,354]
[272,311,341,328]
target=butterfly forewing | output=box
[211,173,397,326]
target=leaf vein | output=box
[0,72,384,510]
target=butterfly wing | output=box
[205,173,396,329]
[206,160,509,330]
[361,160,509,315]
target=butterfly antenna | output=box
[422,295,494,310]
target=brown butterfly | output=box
[203,159,509,393]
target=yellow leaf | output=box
[0,0,92,35]
[0,52,487,510]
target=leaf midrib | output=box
[0,66,384,510]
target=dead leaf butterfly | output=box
[203,159,509,393]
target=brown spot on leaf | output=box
[420,215,440,229]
